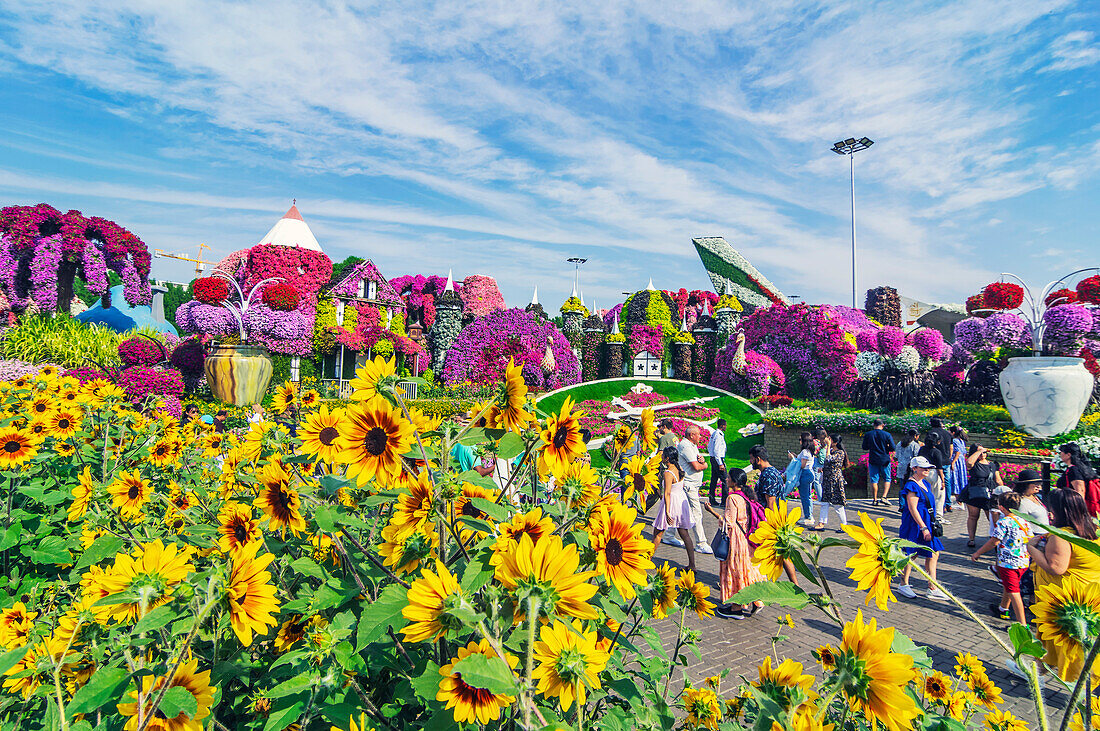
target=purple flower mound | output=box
[441,307,580,389]
[118,336,164,368]
[1044,303,1093,352]
[954,318,986,353]
[983,312,1030,349]
[911,328,945,360]
[157,394,182,419]
[116,365,185,407]
[876,326,906,357]
[934,360,966,384]
[855,329,879,352]
[175,301,239,337]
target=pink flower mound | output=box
[64,366,107,383]
[459,275,505,319]
[629,325,664,358]
[712,343,785,398]
[330,261,404,306]
[911,328,945,360]
[243,245,332,306]
[441,308,579,389]
[855,329,878,352]
[118,337,164,368]
[740,303,860,399]
[158,394,182,419]
[876,327,906,357]
[390,274,453,327]
[621,392,669,408]
[117,365,184,407]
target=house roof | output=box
[256,204,323,252]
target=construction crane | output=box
[154,243,212,278]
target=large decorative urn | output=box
[204,343,274,406]
[999,357,1093,438]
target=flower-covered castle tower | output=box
[560,284,587,339]
[714,280,743,341]
[429,271,463,373]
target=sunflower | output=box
[67,466,96,522]
[676,570,716,618]
[28,395,55,419]
[80,525,104,549]
[453,482,500,542]
[538,396,586,477]
[407,405,443,434]
[1067,696,1100,731]
[218,503,264,555]
[753,656,816,710]
[553,459,602,508]
[648,562,679,619]
[0,427,39,469]
[328,713,372,731]
[149,437,181,467]
[337,396,415,487]
[834,610,920,731]
[37,365,58,379]
[586,503,654,599]
[495,358,532,434]
[843,512,907,611]
[532,619,610,711]
[300,389,321,409]
[946,691,974,721]
[0,602,37,649]
[379,522,438,574]
[812,644,838,671]
[25,418,50,441]
[269,381,298,415]
[437,639,518,724]
[491,507,555,566]
[299,405,347,463]
[2,643,46,698]
[1031,576,1100,681]
[955,652,985,680]
[253,460,306,537]
[47,409,81,439]
[983,709,1027,731]
[96,540,195,624]
[751,499,804,581]
[612,423,635,455]
[389,470,435,539]
[227,541,281,646]
[107,470,152,520]
[350,355,397,402]
[467,399,500,428]
[683,687,722,730]
[966,671,1003,711]
[54,440,75,457]
[494,534,598,620]
[621,453,661,503]
[274,614,313,653]
[117,658,214,731]
[774,705,834,731]
[923,670,952,702]
[638,408,657,453]
[200,432,226,457]
[401,560,466,642]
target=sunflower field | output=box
[0,356,1096,731]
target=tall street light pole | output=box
[831,137,873,309]
[567,257,587,295]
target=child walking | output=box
[970,492,1032,624]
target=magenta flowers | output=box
[441,308,579,388]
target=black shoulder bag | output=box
[920,484,944,538]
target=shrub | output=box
[1,314,122,368]
[118,335,164,367]
[192,276,229,304]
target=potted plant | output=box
[195,270,281,406]
[980,269,1099,437]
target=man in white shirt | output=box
[706,419,728,507]
[678,425,711,553]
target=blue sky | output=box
[0,1,1098,311]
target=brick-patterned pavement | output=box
[646,494,1073,723]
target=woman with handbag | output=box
[704,469,765,619]
[897,456,947,600]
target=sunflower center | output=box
[604,538,625,566]
[275,487,292,510]
[128,483,140,499]
[234,523,249,542]
[364,427,388,455]
[553,426,569,449]
[318,427,339,446]
[58,418,70,429]
[33,404,45,413]
[461,501,485,519]
[633,474,645,491]
[3,440,20,454]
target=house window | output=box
[290,356,300,382]
[335,299,345,325]
[367,281,377,300]
[357,279,366,298]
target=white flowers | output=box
[855,351,885,379]
[895,346,920,374]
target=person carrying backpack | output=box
[1056,443,1100,517]
[704,468,766,619]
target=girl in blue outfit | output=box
[897,456,948,600]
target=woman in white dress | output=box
[652,446,696,572]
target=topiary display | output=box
[192,277,229,305]
[1076,274,1100,305]
[982,282,1024,310]
[864,286,901,327]
[961,359,1004,404]
[850,364,943,411]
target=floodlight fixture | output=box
[830,136,874,307]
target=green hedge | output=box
[764,401,1016,435]
[406,397,474,418]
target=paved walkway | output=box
[646,494,1073,723]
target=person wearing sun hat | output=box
[896,455,947,600]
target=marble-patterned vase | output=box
[204,343,273,406]
[999,357,1093,438]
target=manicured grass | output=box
[537,379,762,479]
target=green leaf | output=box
[0,645,29,677]
[1008,623,1046,660]
[75,535,124,569]
[24,535,72,565]
[458,428,488,446]
[133,605,176,634]
[157,685,198,719]
[410,661,443,704]
[356,584,408,650]
[455,470,498,491]
[467,497,510,522]
[313,506,337,533]
[319,474,352,495]
[0,522,21,551]
[495,432,525,460]
[731,581,813,609]
[66,667,129,715]
[267,672,315,699]
[889,631,932,669]
[449,652,517,695]
[456,517,496,537]
[461,548,495,594]
[94,590,140,607]
[788,552,820,587]
[291,557,326,580]
[263,701,305,731]
[815,536,858,550]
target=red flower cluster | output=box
[758,394,793,407]
[1077,275,1100,305]
[192,277,229,304]
[1045,288,1078,306]
[244,244,332,304]
[262,283,300,312]
[982,282,1024,310]
[966,294,990,317]
[1081,348,1100,378]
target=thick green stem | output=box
[1058,638,1100,731]
[575,680,584,731]
[1022,656,1049,731]
[662,609,688,700]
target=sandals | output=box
[967,540,976,548]
[812,523,827,531]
